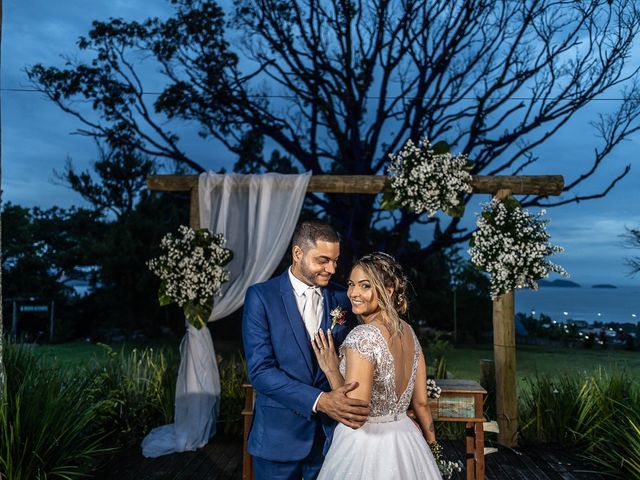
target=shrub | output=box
[423,334,453,378]
[0,341,258,477]
[87,344,178,448]
[0,342,110,479]
[586,403,640,478]
[519,373,586,444]
[428,356,448,380]
[519,369,640,479]
[217,354,247,437]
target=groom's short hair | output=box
[292,220,340,251]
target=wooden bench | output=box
[242,379,486,480]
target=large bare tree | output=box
[28,0,640,264]
[624,227,640,275]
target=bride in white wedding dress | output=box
[312,252,443,480]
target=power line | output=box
[0,87,631,101]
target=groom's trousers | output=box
[252,424,326,480]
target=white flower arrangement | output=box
[427,378,442,399]
[468,197,568,299]
[148,225,233,329]
[385,137,472,217]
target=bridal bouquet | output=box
[429,441,463,479]
[148,225,233,329]
[437,457,463,479]
[468,197,567,299]
[384,137,472,217]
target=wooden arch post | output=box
[492,188,517,447]
[148,173,563,449]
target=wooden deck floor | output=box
[99,436,243,480]
[99,436,606,480]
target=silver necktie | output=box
[302,287,321,336]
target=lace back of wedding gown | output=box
[319,323,443,480]
[338,324,420,418]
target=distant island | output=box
[538,279,581,288]
[592,284,617,289]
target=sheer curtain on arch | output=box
[142,172,311,457]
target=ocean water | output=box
[515,286,640,325]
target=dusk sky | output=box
[2,0,640,287]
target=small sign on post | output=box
[7,298,55,342]
[19,305,49,312]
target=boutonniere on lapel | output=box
[330,306,347,330]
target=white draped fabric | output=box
[200,171,312,321]
[142,324,219,457]
[141,172,311,458]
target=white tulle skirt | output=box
[318,412,443,480]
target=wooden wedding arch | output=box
[148,173,564,448]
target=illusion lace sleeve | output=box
[339,324,382,365]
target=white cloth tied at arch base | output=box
[142,172,311,457]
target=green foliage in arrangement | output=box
[217,354,247,437]
[519,369,640,479]
[88,344,178,448]
[0,343,110,479]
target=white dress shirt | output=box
[288,267,325,413]
[288,267,324,336]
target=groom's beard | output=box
[298,260,332,287]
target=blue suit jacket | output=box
[242,270,356,462]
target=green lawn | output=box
[442,344,640,383]
[27,340,640,384]
[27,340,179,370]
[25,339,244,370]
[27,341,110,368]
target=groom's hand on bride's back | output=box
[316,382,370,429]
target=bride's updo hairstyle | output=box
[352,252,408,337]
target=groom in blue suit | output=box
[243,220,370,480]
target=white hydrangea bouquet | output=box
[148,225,233,329]
[384,137,472,217]
[468,197,567,299]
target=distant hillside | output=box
[592,284,617,289]
[538,279,581,288]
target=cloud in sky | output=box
[2,0,640,286]
[545,215,640,285]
